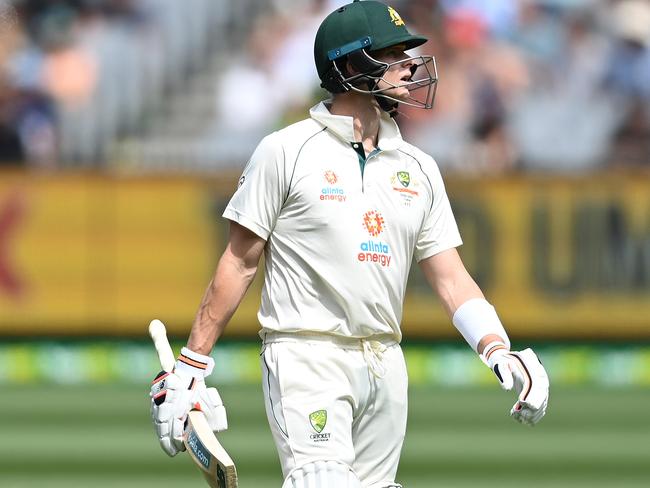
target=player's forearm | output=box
[436,272,508,352]
[187,249,258,355]
[434,267,484,318]
[419,248,484,317]
[419,249,509,352]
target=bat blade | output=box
[184,410,238,488]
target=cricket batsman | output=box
[149,1,550,486]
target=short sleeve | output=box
[414,161,463,262]
[222,133,286,240]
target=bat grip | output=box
[149,319,176,372]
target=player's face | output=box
[372,45,414,101]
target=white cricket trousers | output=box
[260,332,408,487]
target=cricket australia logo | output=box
[309,410,327,433]
[390,171,419,206]
[309,410,331,442]
[397,171,410,187]
[388,6,405,26]
[358,210,392,267]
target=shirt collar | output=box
[309,101,403,151]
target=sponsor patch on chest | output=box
[320,170,346,202]
[357,210,392,268]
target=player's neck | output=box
[329,92,380,153]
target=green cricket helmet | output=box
[314,0,438,115]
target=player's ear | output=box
[343,58,359,76]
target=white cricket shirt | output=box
[223,102,462,341]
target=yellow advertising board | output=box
[406,175,650,340]
[0,173,254,337]
[0,172,648,339]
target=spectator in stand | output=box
[0,4,24,164]
[213,1,349,142]
[1,0,155,167]
[214,14,289,138]
[0,75,26,164]
[603,0,650,167]
[510,2,618,172]
[269,0,348,123]
[406,5,529,174]
[1,2,59,166]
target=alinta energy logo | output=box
[363,210,385,237]
[358,210,391,267]
[324,170,337,185]
[320,170,346,203]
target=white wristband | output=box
[175,346,215,378]
[452,298,510,353]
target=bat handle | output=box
[149,319,176,372]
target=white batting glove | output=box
[150,347,228,457]
[481,342,549,426]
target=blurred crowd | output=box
[0,0,227,168]
[0,0,148,167]
[1,0,650,173]
[215,0,650,173]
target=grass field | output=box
[1,384,648,487]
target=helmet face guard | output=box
[329,48,438,111]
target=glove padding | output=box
[482,344,549,426]
[150,357,227,456]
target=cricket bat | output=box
[148,319,238,488]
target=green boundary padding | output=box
[1,341,649,386]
